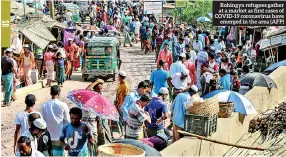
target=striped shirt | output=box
[126,103,148,138]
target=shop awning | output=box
[20,21,56,49]
[259,33,286,51]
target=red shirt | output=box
[64,44,77,60]
[183,60,197,85]
[102,12,107,22]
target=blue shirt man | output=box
[171,92,190,128]
[120,90,140,121]
[60,122,91,156]
[130,21,135,33]
[144,97,167,130]
[120,81,149,121]
[144,87,169,137]
[150,67,169,95]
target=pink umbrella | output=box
[102,25,117,31]
[67,89,119,121]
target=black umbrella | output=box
[113,139,161,156]
[239,72,277,88]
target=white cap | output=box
[48,45,54,49]
[23,44,29,48]
[5,48,13,52]
[190,85,198,92]
[33,118,47,130]
[159,87,169,95]
[119,71,127,77]
[179,53,186,58]
[216,50,222,54]
[183,69,189,75]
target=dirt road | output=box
[1,41,157,156]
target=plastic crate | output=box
[184,114,218,137]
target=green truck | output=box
[82,37,120,81]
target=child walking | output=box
[55,52,65,87]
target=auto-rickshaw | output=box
[57,3,81,23]
[82,37,120,81]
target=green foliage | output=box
[173,0,213,24]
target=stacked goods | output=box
[218,102,234,118]
[248,101,286,137]
[187,96,219,116]
[185,96,219,136]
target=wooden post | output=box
[50,0,55,19]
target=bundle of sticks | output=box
[248,101,286,137]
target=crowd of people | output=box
[1,1,263,157]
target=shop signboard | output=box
[176,0,188,8]
[143,1,163,15]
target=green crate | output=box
[184,114,217,137]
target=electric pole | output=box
[50,0,55,19]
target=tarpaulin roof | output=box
[20,21,56,49]
[41,15,67,28]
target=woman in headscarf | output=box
[73,39,81,71]
[64,39,77,80]
[43,45,55,87]
[19,44,35,86]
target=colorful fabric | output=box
[183,60,197,85]
[219,74,231,90]
[64,29,76,46]
[73,56,81,68]
[66,59,73,76]
[57,66,65,85]
[1,73,14,103]
[51,141,64,156]
[23,65,33,86]
[44,52,55,61]
[45,60,54,80]
[144,40,151,50]
[126,103,148,139]
[116,82,130,108]
[197,50,209,70]
[156,49,173,70]
[60,123,91,156]
[144,97,168,130]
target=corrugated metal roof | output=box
[20,21,56,49]
[21,28,49,49]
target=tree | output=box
[173,0,212,24]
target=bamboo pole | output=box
[177,130,277,151]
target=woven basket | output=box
[218,102,234,118]
[187,96,219,116]
[97,143,145,157]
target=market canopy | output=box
[20,21,56,49]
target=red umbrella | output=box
[67,89,119,121]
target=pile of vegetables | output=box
[248,102,286,137]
